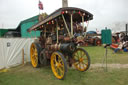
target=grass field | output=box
[0,46,128,85]
[83,46,128,64]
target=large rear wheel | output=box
[30,43,40,68]
[72,48,90,71]
[51,52,67,79]
[39,49,48,66]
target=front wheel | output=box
[30,43,40,68]
[72,48,90,71]
[51,52,67,80]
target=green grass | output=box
[83,46,128,64]
[0,63,128,85]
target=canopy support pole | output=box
[62,14,71,37]
[86,21,89,29]
[71,14,73,37]
[44,27,46,38]
[82,16,85,31]
[56,22,59,44]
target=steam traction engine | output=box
[28,7,93,79]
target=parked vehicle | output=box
[4,31,21,38]
[84,31,101,46]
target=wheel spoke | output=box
[83,59,88,64]
[75,62,80,68]
[79,62,85,70]
[83,56,87,60]
[74,54,79,60]
[32,47,34,52]
[56,68,59,75]
[81,52,85,57]
[79,62,82,69]
[32,54,35,58]
[34,56,37,61]
[82,62,88,69]
[58,58,63,65]
[55,66,58,72]
[82,62,86,69]
[34,49,37,56]
[58,67,64,76]
[74,61,79,65]
[80,51,82,58]
[58,57,61,62]
[76,53,80,60]
[54,55,58,64]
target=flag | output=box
[38,0,43,10]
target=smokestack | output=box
[62,0,68,7]
[126,24,128,35]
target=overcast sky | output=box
[0,0,128,31]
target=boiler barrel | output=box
[60,43,76,52]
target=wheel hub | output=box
[79,58,84,62]
[56,63,62,68]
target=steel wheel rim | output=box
[30,43,38,67]
[51,52,65,79]
[73,49,89,71]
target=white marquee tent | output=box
[0,38,35,70]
